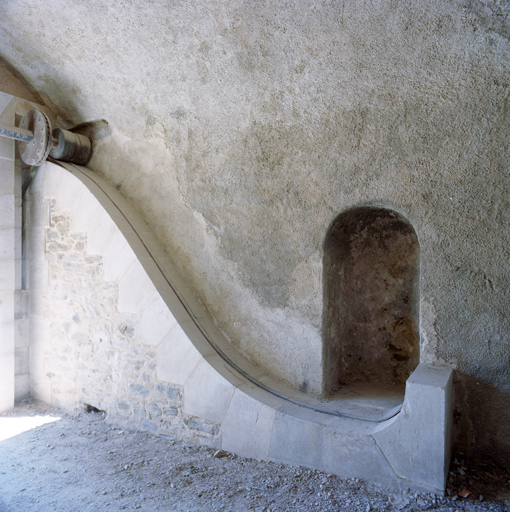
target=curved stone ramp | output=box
[32,160,452,492]
[54,160,400,424]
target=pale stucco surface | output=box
[0,0,509,465]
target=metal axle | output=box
[0,123,35,143]
[0,109,92,166]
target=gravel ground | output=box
[0,400,509,512]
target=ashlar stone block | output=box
[118,260,155,313]
[102,232,136,282]
[183,358,235,424]
[86,208,118,255]
[222,389,275,460]
[323,421,397,485]
[157,324,202,386]
[268,408,325,470]
[372,363,453,493]
[137,291,177,346]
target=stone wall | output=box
[23,161,454,492]
[1,0,509,465]
[26,164,222,446]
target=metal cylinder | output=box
[50,128,92,164]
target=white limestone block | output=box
[0,291,14,324]
[15,374,30,401]
[118,260,154,313]
[30,372,51,404]
[29,290,45,317]
[30,317,51,350]
[157,324,202,386]
[0,92,13,113]
[183,358,235,424]
[15,317,29,348]
[56,171,88,214]
[27,257,48,290]
[323,422,397,484]
[0,258,15,292]
[0,194,14,229]
[0,352,14,384]
[26,193,49,229]
[102,232,136,282]
[86,208,118,255]
[137,291,177,346]
[268,407,325,469]
[372,363,453,493]
[222,389,275,460]
[0,137,14,161]
[0,383,14,412]
[43,163,65,194]
[15,346,29,375]
[0,228,15,260]
[0,158,15,194]
[70,190,100,233]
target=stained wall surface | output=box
[0,0,509,465]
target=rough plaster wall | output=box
[1,1,509,462]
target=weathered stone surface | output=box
[184,417,220,436]
[155,384,181,400]
[373,364,454,493]
[23,162,456,490]
[163,406,179,417]
[6,0,507,464]
[222,389,274,461]
[116,399,131,412]
[140,418,158,433]
[129,384,150,397]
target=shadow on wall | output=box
[453,371,510,469]
[323,207,420,397]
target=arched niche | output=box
[322,207,420,396]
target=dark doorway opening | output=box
[323,207,419,397]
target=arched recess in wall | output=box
[323,207,420,397]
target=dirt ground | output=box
[0,400,509,512]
